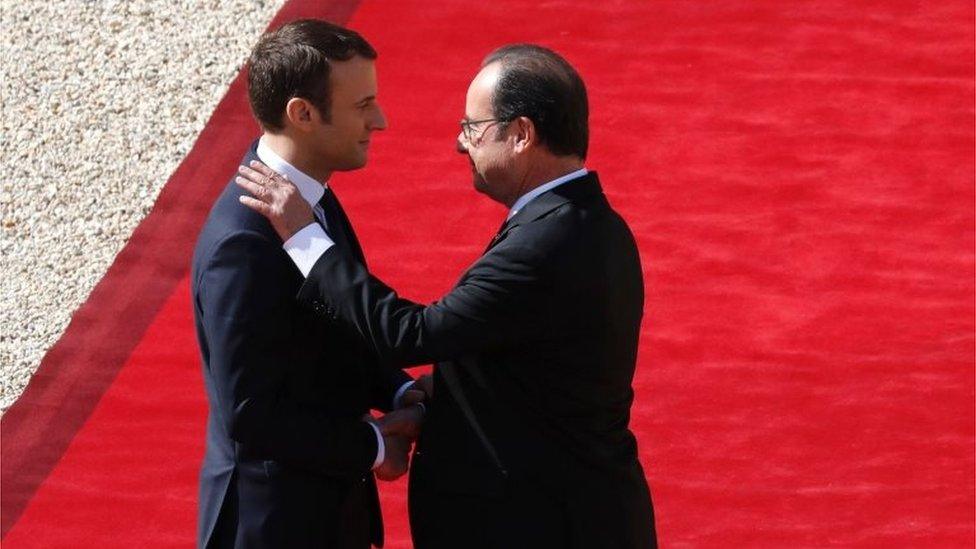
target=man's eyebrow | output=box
[355,95,377,106]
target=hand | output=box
[416,374,434,398]
[400,388,427,407]
[374,434,410,481]
[235,160,315,241]
[377,405,424,441]
[400,374,433,407]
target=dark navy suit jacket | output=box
[191,141,410,548]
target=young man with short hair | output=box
[192,19,420,549]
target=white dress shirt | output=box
[257,140,339,277]
[257,137,417,470]
[507,168,588,220]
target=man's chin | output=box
[472,177,488,194]
[333,156,368,172]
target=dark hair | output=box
[482,44,589,159]
[247,19,376,131]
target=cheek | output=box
[470,151,489,171]
[329,116,353,137]
[326,110,359,135]
[475,148,503,170]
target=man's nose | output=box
[456,132,468,154]
[371,107,388,131]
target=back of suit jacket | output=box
[191,143,409,548]
[296,173,655,547]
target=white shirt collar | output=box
[256,136,327,207]
[507,168,588,220]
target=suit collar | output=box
[499,171,603,234]
[480,172,603,256]
[507,168,588,220]
[256,136,327,207]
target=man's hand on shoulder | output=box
[235,160,314,241]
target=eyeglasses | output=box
[459,117,508,142]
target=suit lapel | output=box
[320,189,367,266]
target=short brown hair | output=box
[483,45,589,159]
[246,19,376,131]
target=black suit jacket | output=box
[297,173,655,548]
[191,141,410,548]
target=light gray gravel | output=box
[0,0,285,412]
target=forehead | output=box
[329,56,377,100]
[465,62,501,117]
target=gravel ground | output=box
[0,0,285,413]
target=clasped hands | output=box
[372,375,432,481]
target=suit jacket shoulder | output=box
[488,172,633,276]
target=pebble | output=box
[0,0,286,412]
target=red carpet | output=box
[3,1,974,547]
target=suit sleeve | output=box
[367,356,413,412]
[198,230,378,475]
[296,238,548,366]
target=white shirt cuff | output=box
[366,420,384,470]
[392,380,416,409]
[283,223,334,277]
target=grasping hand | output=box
[235,160,314,241]
[378,405,424,441]
[374,434,410,481]
[414,374,433,401]
[400,374,433,409]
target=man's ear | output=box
[284,97,316,131]
[513,116,535,153]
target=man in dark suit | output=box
[237,45,656,548]
[192,20,423,549]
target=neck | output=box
[505,155,584,208]
[262,132,332,184]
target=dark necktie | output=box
[317,187,366,265]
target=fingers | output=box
[401,389,426,407]
[377,412,401,435]
[379,421,400,437]
[379,414,422,440]
[239,195,272,216]
[238,163,291,190]
[237,164,276,188]
[235,161,295,204]
[248,159,281,179]
[415,374,433,398]
[235,176,269,200]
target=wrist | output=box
[285,218,314,241]
[364,419,384,470]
